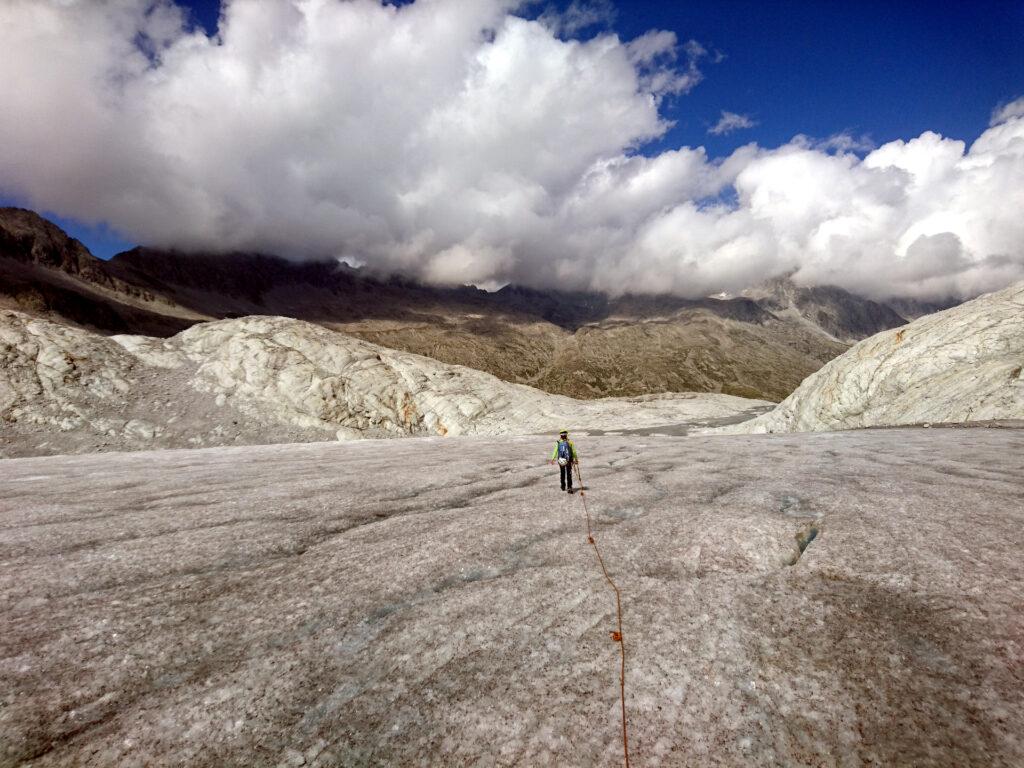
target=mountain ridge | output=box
[1,206,915,401]
[0,207,202,335]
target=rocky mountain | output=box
[0,309,768,458]
[2,207,914,402]
[741,275,909,342]
[884,294,962,320]
[724,281,1024,433]
[104,246,884,401]
[0,208,201,335]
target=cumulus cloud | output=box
[538,0,616,38]
[626,33,708,98]
[990,96,1024,126]
[0,0,1022,301]
[709,111,757,136]
[789,133,875,155]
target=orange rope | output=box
[574,461,631,767]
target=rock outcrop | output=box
[0,310,768,457]
[725,282,1024,433]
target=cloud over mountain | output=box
[1,0,1022,300]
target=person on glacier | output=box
[549,430,578,493]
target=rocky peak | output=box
[0,207,107,282]
[745,275,908,342]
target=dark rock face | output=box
[0,208,95,272]
[109,247,342,307]
[885,294,961,320]
[791,285,908,340]
[751,276,909,342]
[0,269,192,336]
[105,248,857,337]
[107,247,486,323]
[101,250,846,400]
[0,208,195,336]
[0,208,142,298]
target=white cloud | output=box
[709,110,757,136]
[990,96,1024,126]
[793,133,876,154]
[0,0,1022,301]
[627,33,707,97]
[538,0,616,37]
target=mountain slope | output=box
[108,246,866,400]
[724,281,1024,433]
[743,276,909,342]
[2,207,913,401]
[0,309,768,457]
[0,208,202,335]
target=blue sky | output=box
[615,0,1024,157]
[2,0,1022,299]
[175,0,1024,155]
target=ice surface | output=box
[724,281,1024,434]
[0,310,769,458]
[1,428,1022,766]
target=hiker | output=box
[549,429,578,492]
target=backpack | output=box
[557,441,572,462]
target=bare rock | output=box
[123,419,159,440]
